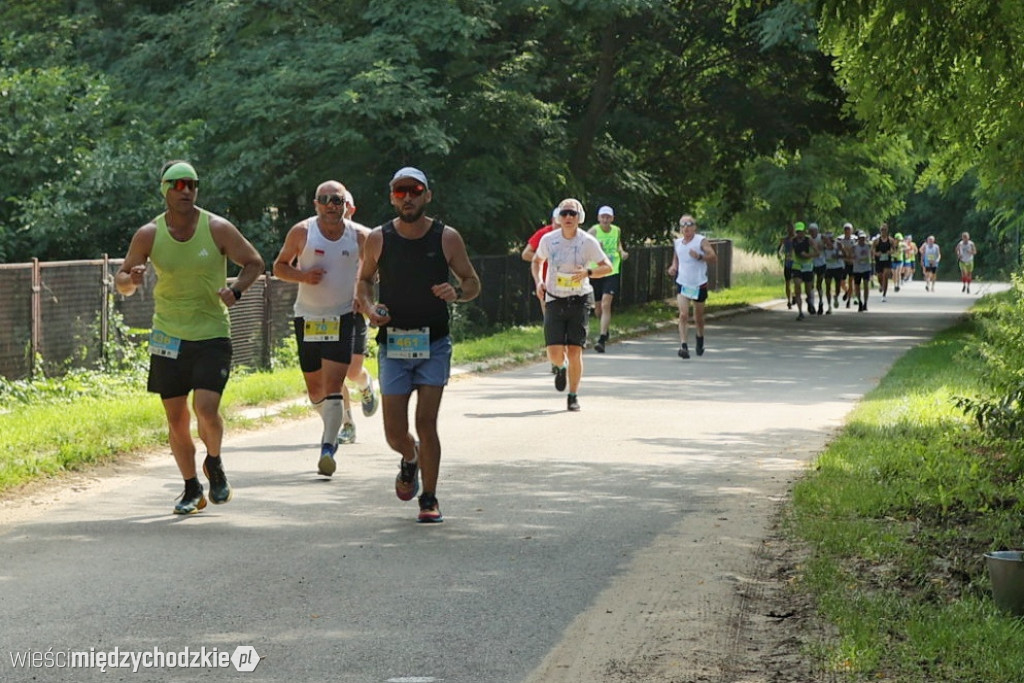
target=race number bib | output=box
[149,329,182,359]
[679,284,700,300]
[387,327,430,359]
[303,316,341,342]
[555,272,582,290]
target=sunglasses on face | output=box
[559,209,579,218]
[317,194,345,206]
[166,178,198,192]
[680,220,696,227]
[392,184,426,199]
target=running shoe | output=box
[554,366,567,392]
[395,448,420,501]
[678,344,690,359]
[318,443,337,477]
[338,421,356,445]
[696,336,705,356]
[173,478,207,515]
[417,493,443,523]
[594,334,607,353]
[796,312,805,321]
[817,302,824,315]
[567,394,580,411]
[202,456,233,504]
[361,375,379,417]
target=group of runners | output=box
[778,222,979,319]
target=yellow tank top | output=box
[151,209,230,340]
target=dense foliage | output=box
[1,0,1017,272]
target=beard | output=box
[398,205,425,223]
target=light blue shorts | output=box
[379,335,453,395]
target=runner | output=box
[532,198,613,411]
[358,166,481,523]
[777,224,796,309]
[920,235,941,292]
[588,206,628,353]
[272,180,368,476]
[114,160,264,514]
[822,231,846,315]
[808,223,826,315]
[790,222,818,321]
[852,231,873,312]
[872,222,898,302]
[955,231,978,293]
[338,189,380,445]
[668,214,718,356]
[838,222,857,308]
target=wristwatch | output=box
[230,287,242,301]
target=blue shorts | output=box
[379,335,452,395]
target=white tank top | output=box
[674,234,708,288]
[293,217,360,318]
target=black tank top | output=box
[377,219,451,342]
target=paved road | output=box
[0,281,1002,682]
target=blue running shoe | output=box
[318,443,337,477]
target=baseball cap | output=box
[389,167,429,189]
[808,222,819,231]
[895,232,903,240]
[843,222,853,229]
[794,222,806,232]
[598,205,614,217]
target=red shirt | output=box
[527,224,556,280]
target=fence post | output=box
[30,257,41,376]
[262,272,273,369]
[100,254,110,364]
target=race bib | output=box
[303,316,341,342]
[387,327,430,359]
[149,329,181,359]
[555,272,582,290]
[679,284,700,300]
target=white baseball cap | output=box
[598,205,614,217]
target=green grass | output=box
[789,311,1024,681]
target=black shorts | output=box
[592,273,620,299]
[147,337,232,399]
[826,267,845,284]
[924,265,938,274]
[783,264,794,281]
[676,283,709,303]
[294,313,358,373]
[853,271,871,284]
[844,263,854,276]
[543,296,589,348]
[353,313,368,356]
[793,269,813,284]
[813,264,826,277]
[875,260,892,274]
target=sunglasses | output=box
[559,209,579,218]
[316,194,345,206]
[392,184,426,199]
[680,220,696,227]
[166,178,198,192]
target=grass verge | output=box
[789,307,1024,681]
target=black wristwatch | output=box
[454,287,464,302]
[586,268,593,277]
[230,287,242,301]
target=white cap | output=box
[598,205,614,217]
[389,166,429,189]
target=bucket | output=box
[985,551,1024,616]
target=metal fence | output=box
[0,241,731,380]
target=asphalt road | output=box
[0,280,1003,682]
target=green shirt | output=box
[590,224,622,274]
[151,209,230,341]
